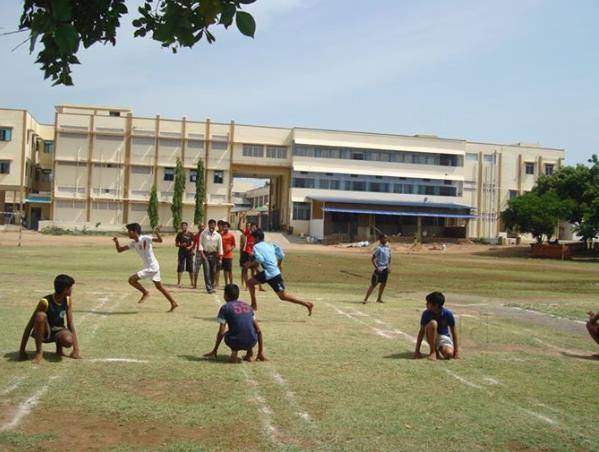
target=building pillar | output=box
[416,216,422,243]
[122,113,133,225]
[85,114,95,222]
[476,152,483,238]
[0,191,5,225]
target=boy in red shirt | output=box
[220,221,236,285]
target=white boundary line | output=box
[269,369,313,423]
[86,358,149,363]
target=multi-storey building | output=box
[0,104,565,241]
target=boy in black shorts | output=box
[363,234,392,304]
[176,221,194,287]
[204,284,267,363]
[19,274,81,364]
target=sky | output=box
[1,0,599,164]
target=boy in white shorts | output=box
[414,291,459,361]
[113,223,178,312]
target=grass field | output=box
[0,236,598,451]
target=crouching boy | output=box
[414,291,460,360]
[19,274,81,363]
[204,284,267,363]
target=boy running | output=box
[113,223,178,312]
[245,229,313,315]
[175,221,195,288]
[19,274,81,364]
[414,292,460,361]
[204,284,267,363]
[220,221,236,285]
[363,234,391,304]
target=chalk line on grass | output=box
[443,369,482,389]
[1,294,127,432]
[0,377,25,397]
[86,358,149,363]
[241,366,284,447]
[269,368,314,424]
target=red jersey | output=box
[221,231,236,259]
[243,228,255,254]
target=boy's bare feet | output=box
[427,353,437,361]
[138,293,150,304]
[256,354,268,362]
[243,350,254,362]
[363,300,368,304]
[307,302,314,316]
[168,303,178,312]
[203,351,217,360]
[32,352,43,364]
[18,351,28,361]
[376,299,384,303]
[229,356,242,363]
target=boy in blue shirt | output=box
[414,292,460,361]
[244,229,313,316]
[204,284,267,363]
[363,234,392,304]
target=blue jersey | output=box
[420,307,456,336]
[373,244,391,269]
[217,300,257,346]
[253,241,284,280]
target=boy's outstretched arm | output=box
[66,300,81,359]
[414,326,425,358]
[204,323,226,359]
[253,319,268,361]
[152,227,163,243]
[112,237,129,253]
[450,325,460,359]
[19,302,45,359]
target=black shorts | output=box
[177,250,193,273]
[371,268,389,286]
[221,258,233,272]
[255,271,285,293]
[224,333,257,351]
[239,251,252,267]
[31,325,69,344]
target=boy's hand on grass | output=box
[256,354,268,362]
[453,351,460,360]
[69,351,82,359]
[203,351,217,360]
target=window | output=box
[292,202,310,221]
[131,165,152,174]
[0,161,10,174]
[164,167,174,181]
[213,170,223,184]
[190,169,198,182]
[351,152,364,160]
[109,111,121,117]
[466,153,478,161]
[509,190,519,200]
[352,181,366,191]
[0,128,13,141]
[544,164,554,176]
[211,141,228,150]
[525,162,535,175]
[43,141,54,153]
[484,154,495,163]
[293,177,315,188]
[266,146,287,159]
[243,144,264,157]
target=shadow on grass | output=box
[3,351,62,363]
[178,354,234,364]
[472,247,531,259]
[561,351,599,361]
[384,351,415,360]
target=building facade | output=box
[0,104,565,240]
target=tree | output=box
[501,191,574,244]
[534,155,599,241]
[193,159,205,225]
[171,157,185,230]
[148,184,159,229]
[17,0,257,86]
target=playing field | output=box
[0,235,598,451]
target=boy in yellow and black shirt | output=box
[19,274,81,364]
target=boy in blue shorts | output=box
[204,284,267,363]
[414,291,460,361]
[244,229,313,315]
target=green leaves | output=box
[235,10,255,37]
[54,24,78,53]
[148,185,160,230]
[194,159,206,225]
[171,158,186,230]
[19,1,259,86]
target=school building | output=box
[0,104,565,241]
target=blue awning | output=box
[25,196,51,204]
[322,207,476,219]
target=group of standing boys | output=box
[175,217,259,294]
